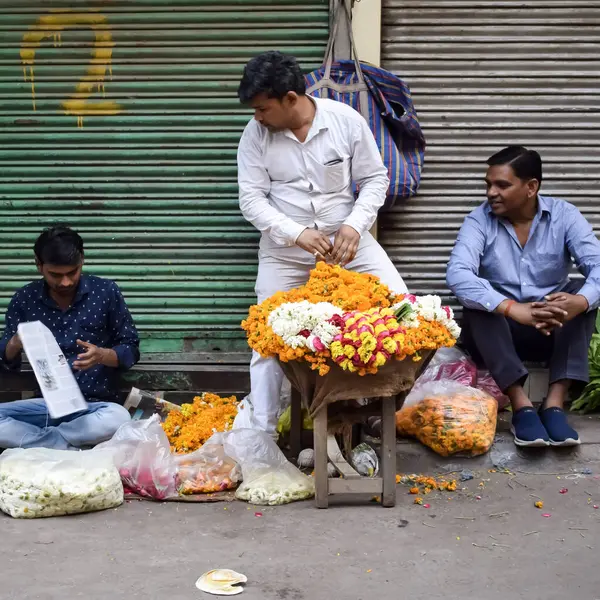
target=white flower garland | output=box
[268,301,343,352]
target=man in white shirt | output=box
[237,51,407,435]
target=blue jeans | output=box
[0,399,130,450]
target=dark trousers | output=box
[461,281,596,393]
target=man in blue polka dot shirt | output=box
[0,226,140,450]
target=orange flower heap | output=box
[241,263,394,374]
[162,393,238,453]
[241,263,459,377]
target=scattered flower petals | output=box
[534,501,544,509]
[542,513,551,518]
[559,488,568,494]
[423,504,431,509]
[255,512,263,517]
[414,497,423,505]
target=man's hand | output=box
[5,334,22,361]
[296,229,333,261]
[508,302,566,336]
[331,225,361,266]
[544,292,589,322]
[73,340,108,371]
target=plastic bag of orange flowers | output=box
[395,381,498,457]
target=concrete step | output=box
[386,412,600,476]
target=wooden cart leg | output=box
[381,396,397,508]
[313,404,329,508]
[290,388,302,460]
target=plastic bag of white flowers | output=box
[0,447,124,519]
[209,429,314,506]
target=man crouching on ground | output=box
[0,226,139,449]
[446,146,600,448]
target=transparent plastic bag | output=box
[396,381,497,457]
[232,396,262,430]
[211,429,315,505]
[350,443,379,477]
[414,347,477,389]
[174,442,241,495]
[0,447,123,518]
[97,414,177,500]
[476,370,510,410]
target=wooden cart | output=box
[281,352,432,508]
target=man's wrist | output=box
[575,294,590,314]
[98,348,110,366]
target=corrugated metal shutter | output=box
[0,0,329,353]
[380,0,600,311]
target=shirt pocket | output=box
[316,158,351,194]
[532,251,565,286]
[78,316,107,346]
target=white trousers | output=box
[250,232,408,434]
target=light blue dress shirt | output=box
[446,195,600,312]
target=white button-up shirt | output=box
[237,96,389,255]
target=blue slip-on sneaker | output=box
[538,407,581,447]
[510,407,550,447]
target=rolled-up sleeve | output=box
[446,213,508,312]
[0,294,23,371]
[237,122,306,246]
[108,283,140,370]
[343,117,390,236]
[565,204,600,310]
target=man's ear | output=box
[35,258,42,274]
[284,91,299,107]
[526,178,540,198]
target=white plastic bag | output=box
[97,415,177,500]
[232,396,262,430]
[211,429,314,505]
[0,447,123,519]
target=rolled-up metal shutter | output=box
[380,1,600,310]
[0,0,329,353]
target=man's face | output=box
[485,164,538,217]
[38,262,83,297]
[250,93,296,132]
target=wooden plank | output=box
[329,477,383,495]
[381,396,397,508]
[313,405,329,509]
[326,434,361,480]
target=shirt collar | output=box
[282,96,328,142]
[40,273,90,309]
[484,194,552,218]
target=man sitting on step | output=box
[446,146,600,448]
[0,226,139,449]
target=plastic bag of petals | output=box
[396,381,498,457]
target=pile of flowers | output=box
[162,393,239,453]
[242,263,460,376]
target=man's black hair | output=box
[34,226,84,266]
[487,146,543,187]
[237,51,306,104]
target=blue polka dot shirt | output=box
[0,274,140,402]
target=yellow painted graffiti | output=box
[21,9,122,128]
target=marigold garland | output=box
[162,393,239,453]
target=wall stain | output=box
[20,9,122,128]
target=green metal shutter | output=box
[0,0,329,353]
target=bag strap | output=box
[324,0,366,85]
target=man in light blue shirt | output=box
[447,146,600,448]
